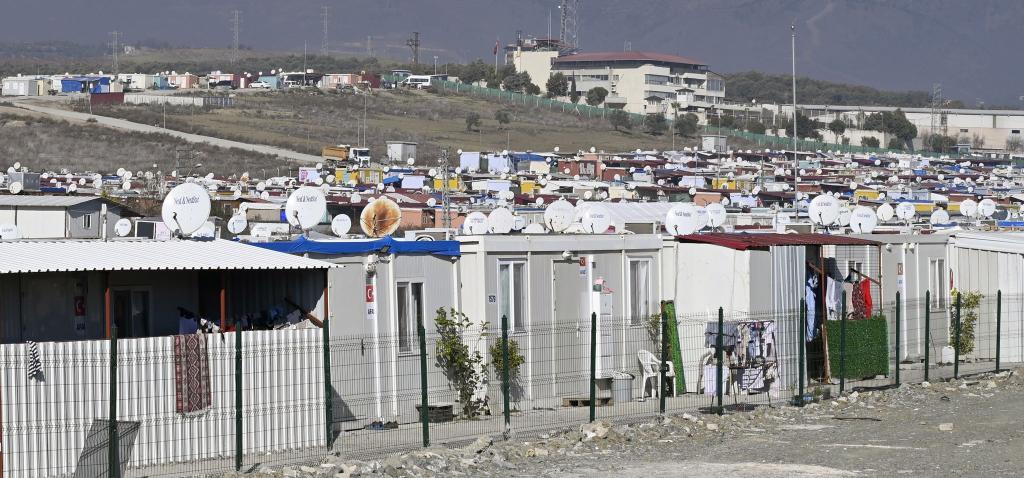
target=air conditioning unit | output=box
[403,228,452,241]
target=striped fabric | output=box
[26,341,43,382]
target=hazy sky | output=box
[4,0,1022,105]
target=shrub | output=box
[434,308,488,418]
[949,289,983,356]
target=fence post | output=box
[323,316,333,447]
[895,290,901,387]
[108,325,119,478]
[659,307,668,414]
[996,290,1002,373]
[924,291,930,383]
[798,299,805,407]
[417,313,430,447]
[839,290,847,394]
[589,311,597,423]
[500,314,511,434]
[954,293,962,379]
[234,328,243,471]
[715,307,724,415]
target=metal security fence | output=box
[4,293,1022,477]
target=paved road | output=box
[8,98,322,164]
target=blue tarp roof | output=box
[510,153,545,162]
[382,176,401,184]
[246,235,460,257]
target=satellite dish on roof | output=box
[330,214,352,236]
[463,211,489,234]
[121,181,132,191]
[487,208,515,234]
[876,203,895,221]
[426,197,437,207]
[162,183,211,236]
[581,204,612,233]
[837,207,852,227]
[285,186,327,231]
[895,202,916,221]
[705,202,727,228]
[978,198,997,217]
[350,193,362,204]
[544,200,576,232]
[930,209,950,226]
[116,167,126,177]
[850,206,878,233]
[360,196,401,237]
[12,162,21,170]
[113,218,132,237]
[808,195,840,225]
[9,182,22,195]
[959,199,978,218]
[535,197,545,206]
[523,223,547,234]
[512,215,527,231]
[665,203,703,235]
[0,224,21,240]
[227,214,248,234]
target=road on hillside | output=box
[9,98,323,164]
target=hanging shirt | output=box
[826,277,843,320]
[852,278,872,320]
[860,279,873,318]
[805,278,817,342]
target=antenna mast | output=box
[230,10,241,64]
[406,32,420,64]
[321,5,330,56]
[559,0,579,53]
[439,148,452,230]
[109,31,121,74]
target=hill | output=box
[723,71,955,108]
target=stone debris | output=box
[938,423,954,432]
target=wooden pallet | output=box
[562,396,613,407]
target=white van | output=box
[402,75,432,89]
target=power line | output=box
[230,10,242,64]
[321,6,330,56]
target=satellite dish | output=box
[930,209,950,226]
[330,214,352,236]
[285,186,327,230]
[121,181,132,191]
[351,193,362,204]
[123,171,133,181]
[260,191,270,200]
[705,202,727,228]
[227,214,248,234]
[512,215,527,231]
[487,208,515,234]
[12,162,21,170]
[463,211,489,234]
[113,218,132,237]
[877,203,895,221]
[162,183,212,236]
[837,207,852,227]
[850,206,878,233]
[581,204,612,233]
[359,196,402,237]
[523,223,547,234]
[543,200,576,232]
[68,183,78,193]
[535,197,545,206]
[583,191,593,200]
[664,203,704,235]
[426,198,437,207]
[192,221,216,238]
[9,182,23,195]
[895,202,916,221]
[808,195,841,225]
[0,224,21,240]
[116,167,126,177]
[959,199,978,218]
[978,198,997,218]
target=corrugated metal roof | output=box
[0,239,332,274]
[553,51,704,66]
[675,233,880,251]
[0,195,101,207]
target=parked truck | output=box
[322,144,371,167]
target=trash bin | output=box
[610,372,634,404]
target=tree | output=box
[524,82,541,96]
[827,119,846,143]
[569,91,582,104]
[465,112,480,132]
[494,109,511,128]
[746,119,767,134]
[1007,136,1024,152]
[862,113,885,131]
[545,73,568,98]
[784,113,823,140]
[644,113,667,136]
[862,110,916,149]
[608,109,631,131]
[459,59,490,85]
[861,136,880,148]
[926,133,958,153]
[501,71,532,93]
[887,137,905,150]
[585,87,608,106]
[675,112,700,137]
[487,64,516,89]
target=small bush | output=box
[949,290,983,356]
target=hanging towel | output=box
[26,341,43,382]
[173,334,212,414]
[852,279,872,320]
[826,277,843,320]
[860,279,873,317]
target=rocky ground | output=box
[236,368,1024,477]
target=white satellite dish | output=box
[808,195,841,225]
[512,215,527,231]
[959,199,978,218]
[487,208,515,234]
[895,202,916,221]
[535,197,545,206]
[12,162,21,170]
[192,221,216,238]
[285,186,328,230]
[121,181,132,191]
[351,193,362,204]
[543,200,576,232]
[68,183,78,193]
[260,191,270,200]
[92,178,103,189]
[123,171,133,181]
[463,211,489,235]
[705,202,727,228]
[426,198,437,207]
[877,203,895,221]
[78,178,86,186]
[850,206,878,233]
[930,209,950,226]
[664,203,704,235]
[837,207,852,227]
[162,183,212,235]
[116,167,126,177]
[581,204,612,233]
[523,223,547,234]
[583,191,593,200]
[0,224,21,240]
[113,218,132,237]
[9,182,23,195]
[978,198,997,218]
[227,214,248,234]
[330,214,352,236]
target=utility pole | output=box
[321,5,330,56]
[790,22,798,206]
[109,31,121,75]
[231,10,241,64]
[406,32,420,65]
[439,148,452,230]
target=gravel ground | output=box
[238,368,1024,477]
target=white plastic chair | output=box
[638,349,675,398]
